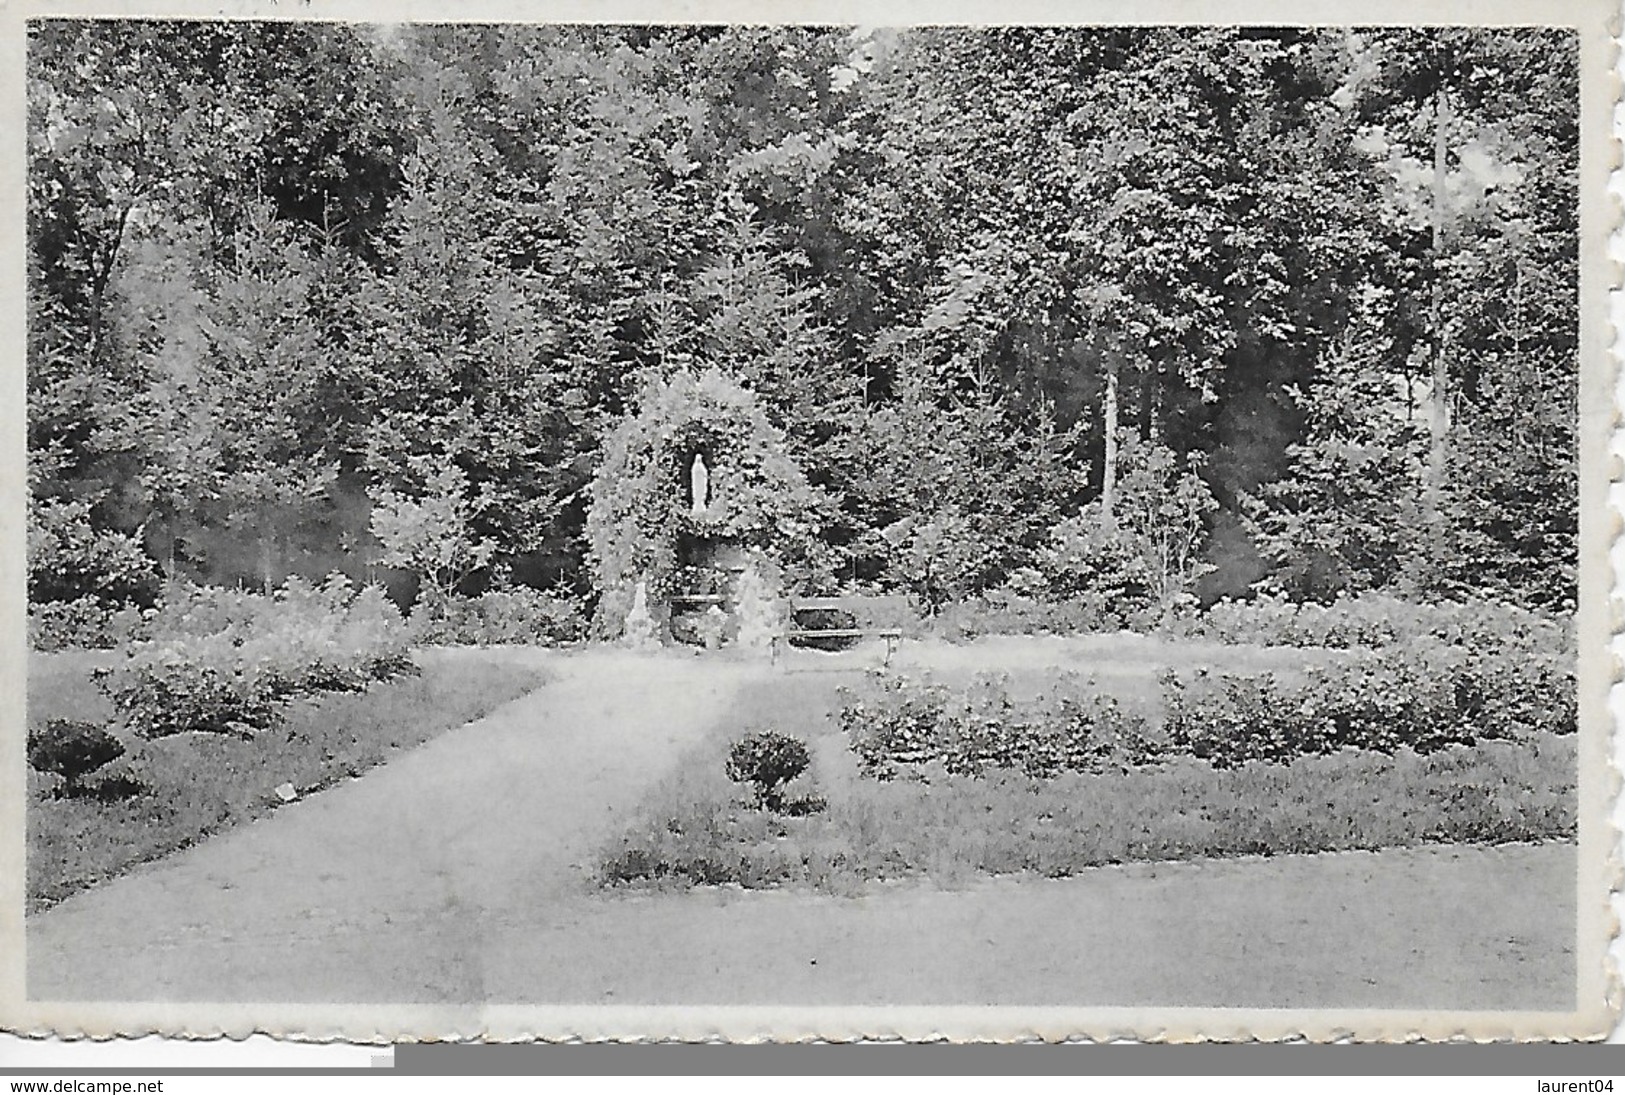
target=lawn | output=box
[26,647,553,911]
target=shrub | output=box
[27,719,125,795]
[725,731,812,811]
[842,638,1571,779]
[1161,640,1574,769]
[412,587,585,646]
[1188,595,1575,761]
[28,597,153,652]
[1041,509,1156,614]
[92,643,281,739]
[1041,435,1216,618]
[370,458,497,603]
[886,507,1010,612]
[27,497,160,609]
[1199,592,1569,654]
[93,575,414,738]
[840,671,1159,779]
[927,591,1122,641]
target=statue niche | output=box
[584,367,826,643]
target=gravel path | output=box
[28,643,1575,1009]
[523,840,1573,1010]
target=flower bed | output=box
[1163,642,1574,768]
[599,676,1576,894]
[411,587,586,646]
[839,670,1161,779]
[91,575,414,739]
[843,625,1572,777]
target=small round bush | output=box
[725,731,811,812]
[27,719,125,794]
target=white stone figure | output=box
[733,560,782,655]
[623,577,659,650]
[690,452,710,517]
[700,604,727,651]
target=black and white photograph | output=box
[2,0,1616,1043]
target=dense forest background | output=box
[25,22,1578,624]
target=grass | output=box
[597,670,1577,894]
[27,651,551,911]
[27,649,120,725]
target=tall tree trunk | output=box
[86,205,132,367]
[260,532,276,593]
[1425,84,1453,514]
[1101,354,1119,529]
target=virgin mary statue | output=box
[690,453,710,517]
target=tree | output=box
[1245,27,1578,605]
[369,457,496,605]
[23,22,1578,623]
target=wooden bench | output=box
[771,594,911,666]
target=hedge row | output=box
[1163,642,1574,768]
[839,671,1158,779]
[840,639,1574,776]
[410,587,585,646]
[30,582,587,652]
[1198,592,1568,654]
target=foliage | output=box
[27,719,126,794]
[1040,433,1216,620]
[1243,352,1432,601]
[27,498,160,609]
[1039,510,1156,620]
[27,653,549,910]
[28,597,153,652]
[839,670,1161,779]
[1162,641,1574,769]
[882,507,999,612]
[844,382,1085,607]
[724,731,812,811]
[841,632,1572,777]
[93,650,282,740]
[585,367,836,636]
[1435,363,1578,611]
[25,24,1578,618]
[92,574,415,738]
[370,457,497,604]
[926,592,1125,641]
[410,586,585,646]
[1199,591,1570,654]
[1242,30,1577,609]
[1112,435,1218,612]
